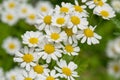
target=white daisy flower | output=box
[37,70,59,80]
[55,59,79,80]
[111,0,120,13]
[77,26,102,45]
[86,0,107,9]
[68,12,88,33]
[55,2,73,15]
[1,10,19,26]
[35,1,53,14]
[35,11,53,31]
[14,46,38,71]
[107,61,120,79]
[114,37,120,55]
[52,14,68,27]
[46,26,67,43]
[63,42,80,56]
[0,68,5,80]
[2,37,21,55]
[22,31,43,47]
[93,4,115,20]
[37,38,62,63]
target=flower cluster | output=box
[13,0,115,80]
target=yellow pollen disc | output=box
[100,10,109,17]
[113,65,119,72]
[64,28,73,36]
[74,5,83,13]
[44,44,55,54]
[71,16,80,25]
[56,17,65,25]
[94,0,104,6]
[41,6,47,12]
[51,33,60,40]
[60,7,69,13]
[9,43,15,49]
[33,65,44,74]
[62,67,72,76]
[24,77,32,80]
[6,14,14,21]
[46,76,55,80]
[84,28,94,37]
[29,37,39,44]
[28,14,36,20]
[22,8,27,13]
[11,75,16,80]
[8,2,15,9]
[23,54,34,63]
[44,15,52,25]
[65,45,74,53]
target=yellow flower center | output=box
[11,75,16,80]
[24,77,32,80]
[9,43,15,49]
[8,2,15,9]
[40,6,47,12]
[44,44,55,54]
[64,28,73,36]
[60,7,69,13]
[94,0,104,6]
[56,17,65,25]
[113,65,119,72]
[65,45,74,53]
[74,5,83,13]
[23,54,34,63]
[100,10,109,17]
[22,8,27,13]
[44,15,52,25]
[33,65,44,74]
[28,14,36,20]
[71,16,80,25]
[51,33,60,40]
[46,76,55,80]
[29,37,39,44]
[6,14,14,21]
[84,28,94,37]
[62,67,72,76]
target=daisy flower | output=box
[93,4,115,20]
[107,61,120,79]
[46,26,67,43]
[37,38,62,63]
[0,68,5,80]
[2,37,21,55]
[1,10,19,26]
[55,59,79,80]
[111,0,120,13]
[35,1,53,14]
[68,12,88,33]
[77,26,102,45]
[55,2,73,15]
[63,42,80,56]
[35,11,53,31]
[37,70,59,80]
[22,31,43,47]
[14,46,38,71]
[114,38,120,55]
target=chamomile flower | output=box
[14,46,38,71]
[55,2,73,15]
[77,26,102,45]
[86,0,107,9]
[37,38,62,63]
[0,68,5,80]
[35,11,53,31]
[111,0,120,13]
[2,37,21,55]
[35,1,53,14]
[68,13,88,33]
[114,38,120,55]
[46,26,67,43]
[55,59,78,80]
[107,61,120,78]
[52,14,68,27]
[63,42,80,56]
[37,70,59,80]
[22,31,43,47]
[93,4,115,19]
[1,11,19,26]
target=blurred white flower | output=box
[0,68,5,80]
[111,0,120,13]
